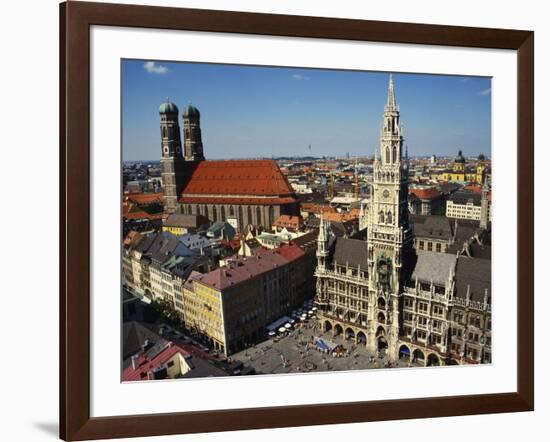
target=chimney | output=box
[131,354,139,370]
[142,338,150,351]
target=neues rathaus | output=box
[315,75,492,366]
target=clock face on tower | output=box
[382,189,390,199]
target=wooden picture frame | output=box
[60,1,534,440]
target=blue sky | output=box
[122,59,491,161]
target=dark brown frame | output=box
[60,1,534,440]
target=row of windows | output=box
[182,204,276,227]
[418,240,443,252]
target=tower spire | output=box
[386,74,397,110]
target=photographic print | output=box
[121,60,492,381]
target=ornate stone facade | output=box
[315,76,491,366]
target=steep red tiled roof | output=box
[122,342,189,382]
[180,160,296,197]
[321,211,359,223]
[273,215,304,230]
[193,245,303,291]
[300,203,336,214]
[125,192,164,205]
[409,187,441,200]
[123,210,164,221]
[179,196,296,205]
[464,184,482,193]
[274,243,305,261]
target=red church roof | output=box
[179,160,297,202]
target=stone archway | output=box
[399,344,411,360]
[345,327,355,341]
[413,349,425,364]
[427,353,440,367]
[377,311,386,324]
[376,325,386,337]
[377,297,386,309]
[323,320,333,333]
[334,324,343,337]
[377,336,388,351]
[357,331,367,346]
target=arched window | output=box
[379,210,384,223]
[196,205,200,215]
[268,206,275,227]
[386,211,392,224]
[204,206,209,220]
[238,206,244,230]
[221,206,226,220]
[187,205,192,214]
[386,147,390,164]
[256,207,262,226]
[229,206,235,217]
[393,146,397,163]
[212,206,218,222]
[247,206,253,226]
[163,127,167,138]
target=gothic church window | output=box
[256,207,262,225]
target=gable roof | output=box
[411,214,453,240]
[455,256,491,302]
[122,321,168,361]
[332,237,369,269]
[180,160,296,197]
[164,214,208,229]
[411,250,456,286]
[409,187,441,201]
[273,214,304,230]
[193,245,303,291]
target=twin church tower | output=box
[159,101,204,214]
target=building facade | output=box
[446,184,491,222]
[315,75,491,366]
[182,245,315,355]
[439,151,488,184]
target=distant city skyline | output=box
[122,60,492,161]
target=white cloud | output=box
[143,61,169,74]
[479,88,491,96]
[291,73,309,80]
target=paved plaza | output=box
[231,317,422,375]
